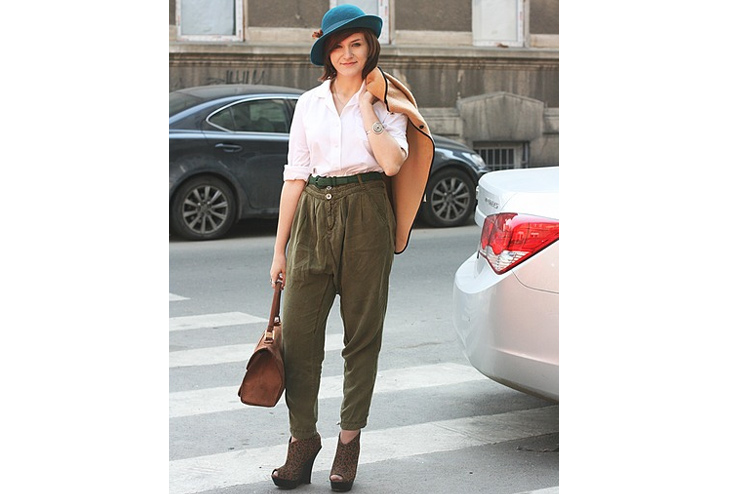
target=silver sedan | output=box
[452,166,559,402]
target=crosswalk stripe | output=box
[169,362,489,418]
[169,333,346,368]
[169,312,267,332]
[169,405,558,494]
[170,293,189,301]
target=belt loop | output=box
[357,174,363,184]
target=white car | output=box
[452,167,559,402]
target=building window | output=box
[472,0,524,47]
[177,0,243,41]
[331,0,390,44]
[474,143,528,170]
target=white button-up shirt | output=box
[283,80,409,181]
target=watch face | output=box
[372,122,384,134]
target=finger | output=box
[270,273,284,288]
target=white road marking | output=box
[169,333,345,368]
[169,312,267,332]
[169,362,489,418]
[170,293,189,301]
[169,405,558,494]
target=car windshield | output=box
[169,92,205,117]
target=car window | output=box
[208,107,236,130]
[169,92,205,117]
[207,99,289,133]
[285,98,297,121]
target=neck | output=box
[332,75,363,97]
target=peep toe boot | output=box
[271,434,322,489]
[329,432,361,492]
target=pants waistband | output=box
[308,172,383,187]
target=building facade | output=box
[169,0,558,168]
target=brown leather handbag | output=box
[238,281,285,407]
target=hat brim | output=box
[310,15,382,66]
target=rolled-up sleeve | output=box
[382,110,409,157]
[283,95,311,181]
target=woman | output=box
[269,4,433,491]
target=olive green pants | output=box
[282,180,395,440]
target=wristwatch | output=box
[367,122,384,135]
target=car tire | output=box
[171,176,237,240]
[421,168,476,227]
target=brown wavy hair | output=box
[319,28,380,82]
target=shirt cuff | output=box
[283,165,311,182]
[393,136,409,157]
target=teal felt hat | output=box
[310,4,382,66]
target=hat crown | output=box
[309,4,382,66]
[321,4,367,32]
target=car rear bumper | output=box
[452,251,559,402]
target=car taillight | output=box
[479,213,559,274]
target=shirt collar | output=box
[318,79,366,108]
[318,79,332,98]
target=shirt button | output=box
[326,193,332,200]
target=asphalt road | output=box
[169,217,559,494]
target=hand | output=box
[270,253,286,289]
[359,87,377,106]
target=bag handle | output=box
[265,280,282,343]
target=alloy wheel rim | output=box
[181,185,229,235]
[430,177,471,222]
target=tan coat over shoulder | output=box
[365,67,435,254]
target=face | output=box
[329,32,369,79]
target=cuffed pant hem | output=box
[291,429,319,440]
[339,421,367,431]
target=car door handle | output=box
[215,143,242,153]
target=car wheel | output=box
[421,168,476,227]
[171,176,237,240]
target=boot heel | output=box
[300,454,317,484]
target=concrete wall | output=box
[424,94,558,166]
[530,0,559,34]
[395,0,471,31]
[248,0,325,27]
[169,46,558,109]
